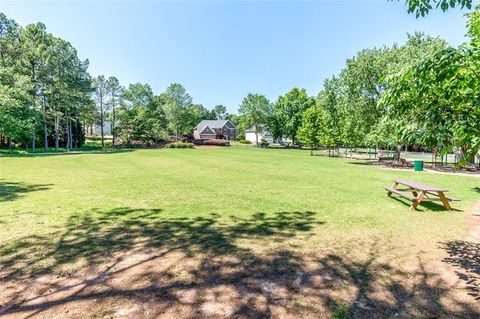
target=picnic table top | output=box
[393,179,448,192]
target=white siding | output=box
[245,132,258,144]
[245,132,274,144]
[263,135,274,144]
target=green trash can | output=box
[414,160,424,171]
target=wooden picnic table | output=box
[384,179,453,210]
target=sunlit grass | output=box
[0,146,478,268]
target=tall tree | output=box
[238,93,271,146]
[0,13,92,151]
[0,14,30,149]
[20,22,51,150]
[93,75,109,148]
[298,106,326,155]
[116,82,168,145]
[163,83,193,139]
[273,88,315,145]
[106,76,123,146]
[382,8,480,166]
[213,104,227,120]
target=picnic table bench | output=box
[384,179,454,210]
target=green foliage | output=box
[213,104,228,120]
[259,138,269,148]
[272,88,315,144]
[467,6,480,41]
[167,142,194,149]
[116,83,168,145]
[238,139,251,144]
[332,302,349,319]
[238,93,272,145]
[382,8,480,166]
[106,76,123,146]
[0,13,93,149]
[297,106,326,152]
[316,33,446,151]
[396,0,473,17]
[162,83,195,138]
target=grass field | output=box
[1,147,479,318]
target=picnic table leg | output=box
[411,191,425,210]
[386,182,398,197]
[438,191,452,210]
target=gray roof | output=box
[245,124,268,133]
[196,120,234,132]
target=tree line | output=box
[0,14,91,150]
[0,13,230,150]
[1,3,479,167]
[238,7,480,166]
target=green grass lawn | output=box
[1,147,479,318]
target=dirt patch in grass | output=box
[347,159,480,177]
[0,207,479,318]
[440,201,480,305]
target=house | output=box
[193,120,237,140]
[86,121,112,137]
[245,125,274,144]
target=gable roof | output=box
[196,120,235,132]
[200,126,215,134]
[245,124,268,133]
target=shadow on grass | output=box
[0,207,478,318]
[0,208,321,281]
[0,148,133,158]
[442,240,480,301]
[472,187,480,193]
[388,196,462,212]
[348,160,381,166]
[0,180,52,201]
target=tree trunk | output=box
[42,90,48,150]
[100,108,104,148]
[31,62,36,151]
[311,146,313,156]
[54,115,59,150]
[112,97,116,146]
[69,119,73,149]
[65,111,70,150]
[31,121,36,151]
[393,144,402,163]
[43,122,48,150]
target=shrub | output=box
[260,138,269,148]
[239,139,251,144]
[168,142,194,149]
[202,139,230,146]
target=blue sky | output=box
[1,1,471,113]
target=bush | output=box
[239,139,251,144]
[260,138,269,148]
[201,139,230,146]
[168,142,194,149]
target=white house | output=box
[86,121,112,137]
[245,125,274,144]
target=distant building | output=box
[86,121,112,136]
[245,125,274,144]
[193,120,236,140]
